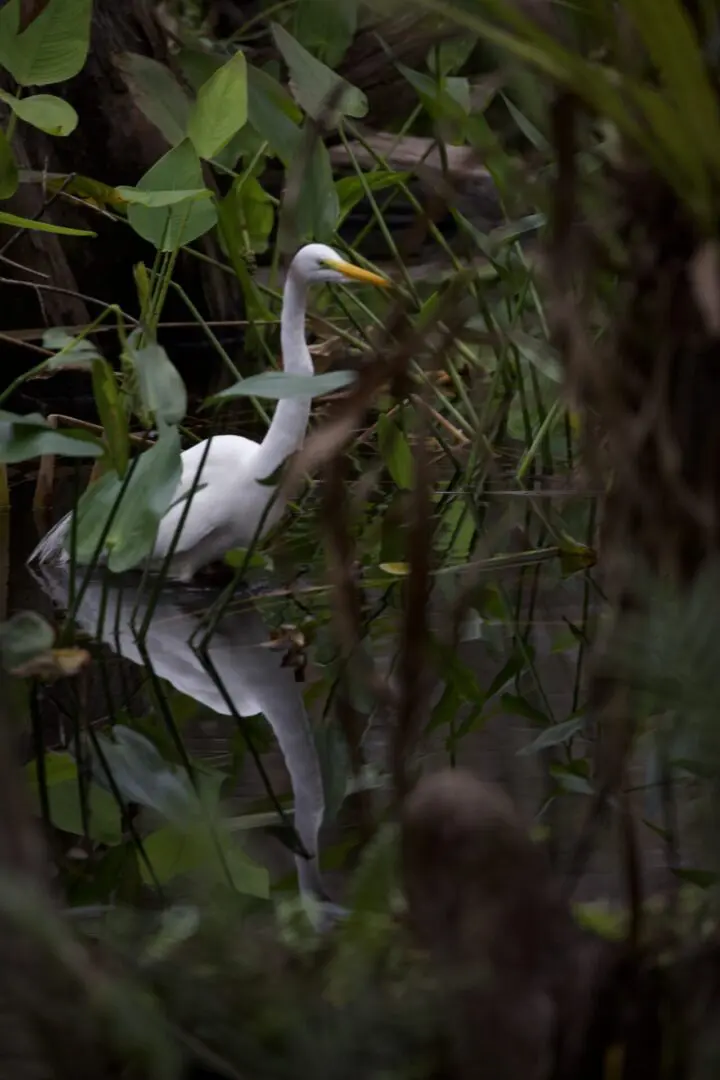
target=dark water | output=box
[4,471,672,908]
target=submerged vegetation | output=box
[2,0,720,1076]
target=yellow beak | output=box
[325,259,391,288]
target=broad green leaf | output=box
[0,611,54,670]
[336,171,409,223]
[91,358,129,478]
[517,716,584,756]
[0,0,92,87]
[0,91,78,136]
[0,129,18,198]
[216,192,275,356]
[32,777,123,845]
[211,370,356,402]
[0,410,102,463]
[377,413,413,490]
[180,55,265,168]
[509,331,562,383]
[282,130,339,245]
[71,426,182,571]
[247,62,302,164]
[70,469,126,564]
[141,823,269,896]
[116,52,191,147]
[219,174,274,255]
[127,139,218,252]
[115,186,213,208]
[104,426,183,573]
[25,751,78,789]
[0,210,95,236]
[397,64,469,127]
[271,21,367,123]
[293,0,358,68]
[93,726,196,821]
[427,36,478,75]
[177,47,224,93]
[125,332,187,425]
[187,50,248,160]
[42,328,101,369]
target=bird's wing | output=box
[153,435,259,558]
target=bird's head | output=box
[290,243,390,288]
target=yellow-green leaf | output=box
[0,0,92,87]
[187,50,248,160]
[91,358,129,478]
[0,91,78,136]
[0,210,94,236]
[127,139,217,252]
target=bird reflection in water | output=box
[30,562,331,912]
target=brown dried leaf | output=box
[10,647,90,681]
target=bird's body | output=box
[28,244,388,581]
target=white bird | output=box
[28,243,389,581]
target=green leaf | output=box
[91,358,129,478]
[427,36,478,76]
[35,777,123,845]
[377,413,413,490]
[501,93,549,152]
[187,50,248,160]
[396,64,470,127]
[0,611,54,671]
[104,426,183,573]
[141,823,269,896]
[115,186,213,207]
[125,332,187,426]
[551,762,593,796]
[0,129,18,198]
[247,62,302,165]
[291,134,339,243]
[0,211,95,237]
[500,692,551,726]
[518,716,584,756]
[271,21,367,123]
[127,139,218,252]
[293,0,358,68]
[25,750,78,789]
[211,370,356,402]
[0,0,92,87]
[92,726,195,820]
[336,171,409,223]
[672,868,719,889]
[0,91,78,136]
[0,410,102,463]
[42,327,101,368]
[509,331,562,383]
[219,174,274,255]
[116,52,191,147]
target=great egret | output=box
[29,243,389,581]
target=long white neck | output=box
[255,270,313,481]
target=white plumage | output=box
[28,244,389,581]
